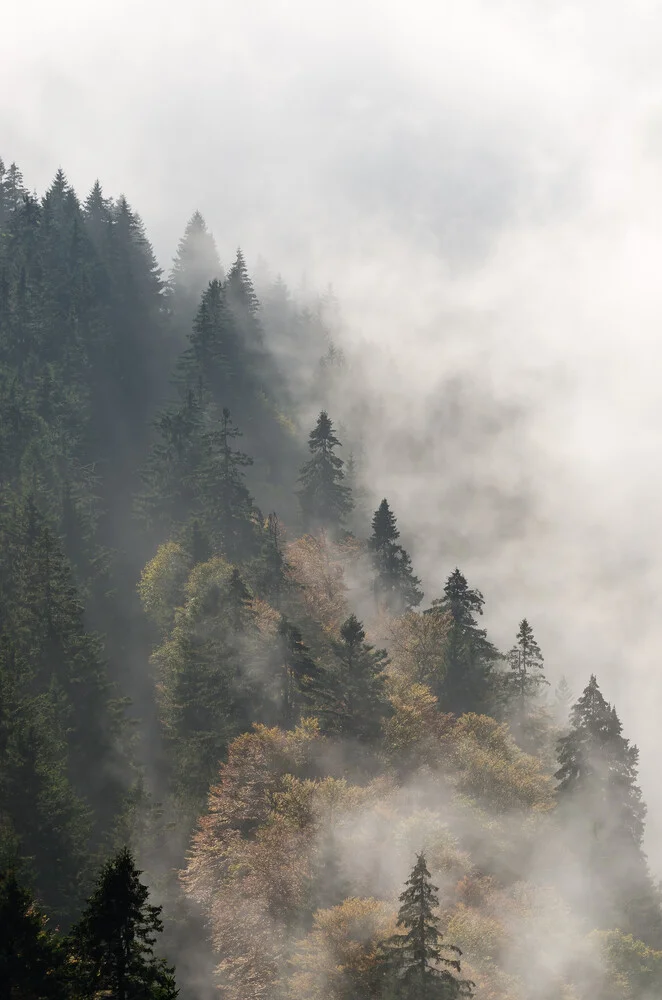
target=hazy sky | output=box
[5,0,662,864]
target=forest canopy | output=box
[0,158,659,1000]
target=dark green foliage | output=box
[266,616,334,729]
[425,569,499,715]
[329,615,391,742]
[0,869,68,1000]
[556,676,662,945]
[297,411,353,534]
[72,847,178,1000]
[381,853,473,999]
[369,499,423,613]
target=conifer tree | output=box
[556,676,662,944]
[0,869,67,999]
[168,211,222,328]
[297,411,353,534]
[369,499,423,613]
[267,616,333,729]
[381,853,473,999]
[253,512,288,607]
[202,407,257,561]
[554,676,573,725]
[425,569,499,715]
[72,847,177,1000]
[330,615,391,742]
[505,619,548,737]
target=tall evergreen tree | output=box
[369,499,423,613]
[556,676,662,944]
[72,847,177,1000]
[504,619,548,739]
[0,869,68,1000]
[330,615,391,742]
[297,411,353,534]
[168,211,222,331]
[381,853,473,999]
[202,407,257,561]
[425,569,499,715]
[266,616,333,729]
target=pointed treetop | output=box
[227,247,259,314]
[371,499,400,548]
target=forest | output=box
[1,156,661,1000]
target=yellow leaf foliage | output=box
[287,897,398,1000]
[446,714,555,814]
[137,541,191,634]
[386,608,452,686]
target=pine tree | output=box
[267,617,332,729]
[0,869,68,999]
[505,619,548,737]
[297,411,353,534]
[369,499,423,613]
[330,615,391,742]
[72,847,177,1000]
[554,676,573,725]
[177,279,235,398]
[425,569,499,715]
[381,853,473,999]
[556,676,662,944]
[253,512,288,608]
[168,211,222,329]
[202,408,257,561]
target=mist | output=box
[4,0,662,995]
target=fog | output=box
[4,0,662,871]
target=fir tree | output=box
[381,853,473,999]
[72,847,177,1000]
[168,211,222,328]
[505,619,548,737]
[425,569,499,715]
[297,411,353,534]
[369,499,423,613]
[556,676,662,944]
[0,869,67,1000]
[268,616,332,729]
[330,615,391,742]
[202,407,257,561]
[554,675,573,725]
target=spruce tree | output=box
[0,869,67,1000]
[505,619,548,737]
[382,853,473,999]
[202,407,257,561]
[556,676,662,944]
[425,569,499,715]
[168,211,222,329]
[554,676,573,725]
[72,847,177,1000]
[267,617,332,729]
[369,499,423,613]
[330,615,391,742]
[297,411,353,534]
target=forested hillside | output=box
[1,158,661,1000]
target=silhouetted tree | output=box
[297,411,353,534]
[425,569,499,715]
[369,499,423,613]
[381,853,473,999]
[72,847,177,1000]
